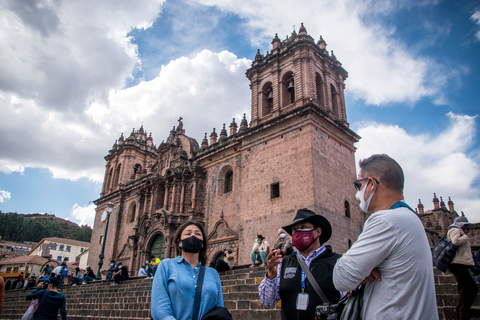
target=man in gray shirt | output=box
[333,154,438,320]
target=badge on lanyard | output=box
[296,269,309,310]
[296,292,309,310]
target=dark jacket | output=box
[279,246,340,320]
[26,288,67,320]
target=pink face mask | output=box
[292,229,318,251]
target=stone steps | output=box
[2,265,479,320]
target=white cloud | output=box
[70,203,96,227]
[193,0,451,105]
[0,190,11,203]
[354,112,480,221]
[472,8,480,42]
[86,49,252,152]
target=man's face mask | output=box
[292,229,319,251]
[355,178,378,213]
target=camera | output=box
[315,302,338,320]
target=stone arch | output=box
[207,219,239,265]
[128,201,137,223]
[106,167,113,191]
[330,83,339,117]
[281,71,295,108]
[315,72,325,107]
[113,163,122,186]
[145,232,167,260]
[261,81,273,117]
[217,165,234,195]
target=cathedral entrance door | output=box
[150,234,166,260]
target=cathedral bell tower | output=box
[246,23,348,127]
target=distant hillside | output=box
[0,211,92,243]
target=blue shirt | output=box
[151,256,224,320]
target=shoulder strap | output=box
[192,265,205,320]
[296,254,329,304]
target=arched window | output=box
[330,84,339,117]
[316,73,324,107]
[348,240,352,248]
[106,168,113,190]
[113,164,122,186]
[344,200,351,218]
[282,72,295,107]
[129,203,137,223]
[134,164,142,175]
[262,82,273,117]
[225,171,233,193]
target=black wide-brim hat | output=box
[282,208,332,244]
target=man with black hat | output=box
[333,154,437,320]
[258,208,341,319]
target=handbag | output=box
[21,299,39,320]
[193,266,233,320]
[338,285,364,320]
[432,237,457,272]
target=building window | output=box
[75,257,80,262]
[49,254,52,259]
[6,267,11,273]
[348,240,352,248]
[80,248,84,253]
[271,183,280,199]
[49,243,57,250]
[344,201,351,218]
[13,267,19,272]
[99,235,103,245]
[66,246,71,252]
[225,171,233,193]
[59,245,64,251]
[64,257,69,261]
[57,256,62,261]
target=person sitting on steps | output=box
[250,235,269,268]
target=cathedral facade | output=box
[87,24,367,274]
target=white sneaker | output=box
[82,282,87,285]
[72,284,76,287]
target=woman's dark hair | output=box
[48,276,60,288]
[257,234,265,240]
[173,220,208,266]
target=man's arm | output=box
[333,215,394,291]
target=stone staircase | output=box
[1,266,478,320]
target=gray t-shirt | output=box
[333,206,438,320]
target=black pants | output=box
[113,274,128,284]
[214,259,231,273]
[449,263,478,319]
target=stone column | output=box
[164,184,170,210]
[179,181,185,213]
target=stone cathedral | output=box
[87,24,367,274]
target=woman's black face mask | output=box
[180,235,203,253]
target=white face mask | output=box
[279,233,286,239]
[355,179,377,213]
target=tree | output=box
[73,225,92,242]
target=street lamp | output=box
[96,203,113,280]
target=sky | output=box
[0,0,479,228]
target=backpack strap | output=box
[192,265,206,320]
[296,254,329,303]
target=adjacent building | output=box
[28,237,89,262]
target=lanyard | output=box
[301,269,306,292]
[389,200,415,213]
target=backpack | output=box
[432,237,457,272]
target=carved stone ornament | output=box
[207,219,238,245]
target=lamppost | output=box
[96,203,113,280]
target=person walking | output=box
[447,215,478,320]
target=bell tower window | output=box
[282,72,295,108]
[262,83,273,117]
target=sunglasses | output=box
[353,177,379,191]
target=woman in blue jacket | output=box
[26,276,67,320]
[151,220,224,320]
